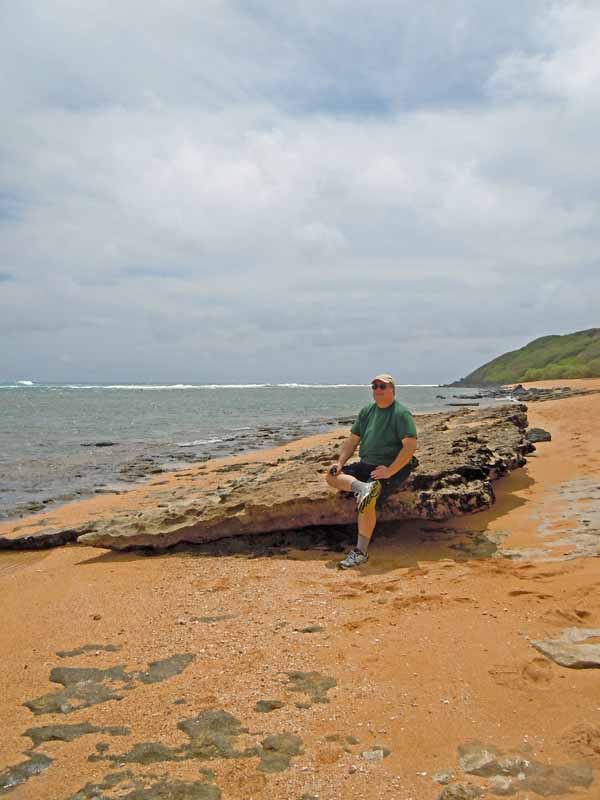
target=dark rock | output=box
[89,740,186,765]
[0,528,83,550]
[527,428,552,443]
[438,783,483,799]
[24,722,129,748]
[285,671,337,704]
[294,625,324,634]
[136,654,195,684]
[258,732,303,772]
[178,709,251,760]
[24,654,194,715]
[0,753,53,794]
[68,771,221,800]
[255,700,285,713]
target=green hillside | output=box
[453,328,600,386]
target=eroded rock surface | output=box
[453,741,594,796]
[531,627,600,668]
[78,405,531,550]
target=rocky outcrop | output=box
[531,628,600,668]
[527,427,552,443]
[509,384,600,402]
[75,404,532,551]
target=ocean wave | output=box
[176,437,224,447]
[64,384,203,390]
[275,383,365,388]
[1,382,439,391]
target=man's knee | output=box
[325,471,338,488]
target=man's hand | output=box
[371,465,392,480]
[329,463,343,476]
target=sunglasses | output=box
[371,382,390,390]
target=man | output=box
[326,374,418,569]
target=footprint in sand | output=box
[489,656,553,690]
[507,589,554,600]
[540,607,592,625]
[561,722,600,766]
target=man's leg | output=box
[325,471,356,493]
[357,505,377,554]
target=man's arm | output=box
[370,437,417,480]
[330,433,360,474]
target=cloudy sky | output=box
[1,1,599,384]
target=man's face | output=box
[371,380,395,405]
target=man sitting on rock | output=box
[326,374,418,569]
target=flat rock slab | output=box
[77,404,531,551]
[531,628,600,668]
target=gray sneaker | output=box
[339,549,369,569]
[354,480,381,513]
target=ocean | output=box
[0,382,506,521]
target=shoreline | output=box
[0,387,518,527]
[1,401,525,545]
[0,426,350,540]
[2,380,600,799]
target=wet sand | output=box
[1,380,600,799]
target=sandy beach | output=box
[2,380,600,799]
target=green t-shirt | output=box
[351,400,417,466]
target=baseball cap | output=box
[371,374,395,388]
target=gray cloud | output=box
[1,1,599,383]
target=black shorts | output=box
[341,457,417,508]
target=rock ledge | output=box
[78,404,532,551]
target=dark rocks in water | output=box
[285,671,337,705]
[0,753,53,794]
[81,442,117,448]
[79,405,533,551]
[527,427,552,443]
